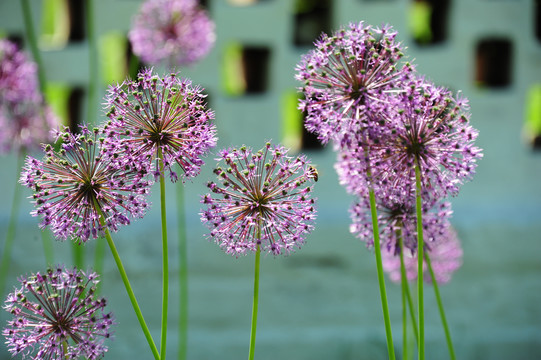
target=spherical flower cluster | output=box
[19,125,151,242]
[295,22,413,145]
[0,39,58,154]
[382,226,463,284]
[200,143,317,256]
[349,188,452,254]
[2,265,114,360]
[104,68,217,182]
[129,0,215,66]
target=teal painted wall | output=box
[1,1,540,359]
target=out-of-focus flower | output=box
[129,0,215,66]
[104,68,217,182]
[200,143,317,256]
[295,22,413,145]
[0,39,58,154]
[382,226,463,284]
[19,125,151,242]
[2,265,114,359]
[349,188,452,254]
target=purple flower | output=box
[295,22,413,145]
[2,265,114,360]
[19,125,151,242]
[104,68,217,182]
[382,226,463,284]
[336,78,483,199]
[0,39,58,154]
[349,189,452,254]
[200,143,317,256]
[129,0,215,66]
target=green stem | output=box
[158,148,169,360]
[368,188,396,360]
[425,252,456,360]
[0,153,24,297]
[403,267,419,347]
[248,241,261,360]
[177,185,188,360]
[398,229,408,360]
[20,0,46,94]
[85,0,98,126]
[414,160,425,360]
[94,201,160,360]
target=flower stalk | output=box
[94,200,160,360]
[368,187,396,360]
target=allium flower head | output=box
[364,78,483,198]
[104,68,217,182]
[349,189,452,254]
[335,78,483,199]
[382,226,463,284]
[200,143,317,256]
[0,39,39,103]
[129,0,215,66]
[0,39,58,154]
[2,265,114,359]
[295,22,413,144]
[19,125,151,242]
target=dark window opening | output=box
[242,46,271,94]
[68,87,85,133]
[68,0,86,42]
[301,125,324,150]
[293,0,332,47]
[411,0,450,45]
[475,38,513,88]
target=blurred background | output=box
[1,0,540,359]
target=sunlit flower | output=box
[19,125,151,242]
[336,78,483,199]
[295,22,413,145]
[2,265,114,360]
[104,68,217,182]
[200,143,317,256]
[129,0,215,66]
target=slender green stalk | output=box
[20,0,46,94]
[0,153,24,296]
[72,241,85,269]
[177,185,188,360]
[398,229,408,360]
[425,252,456,360]
[248,242,261,360]
[368,188,396,360]
[85,0,98,126]
[402,262,419,347]
[158,148,170,360]
[94,200,160,360]
[414,160,425,360]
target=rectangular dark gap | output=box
[242,46,271,94]
[475,38,513,88]
[68,87,85,133]
[299,96,324,151]
[293,0,332,47]
[126,40,145,79]
[68,0,86,42]
[412,0,450,45]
